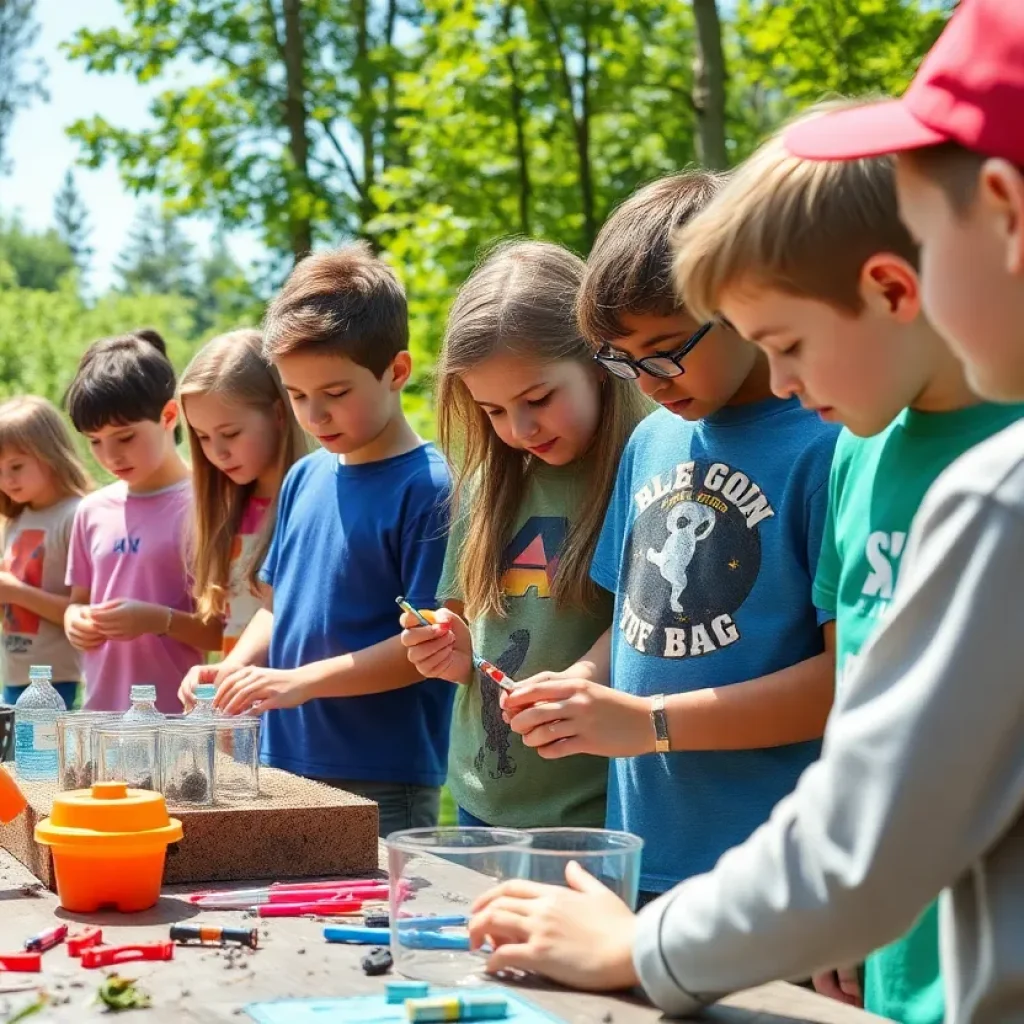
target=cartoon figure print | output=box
[474,628,530,780]
[646,501,716,613]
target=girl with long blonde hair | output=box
[0,396,92,707]
[402,240,649,828]
[177,330,307,669]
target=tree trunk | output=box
[691,0,728,170]
[502,1,531,236]
[355,0,377,235]
[281,0,314,260]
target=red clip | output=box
[67,927,104,957]
[81,940,174,969]
[0,951,42,972]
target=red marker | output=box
[24,924,68,953]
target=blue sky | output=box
[3,0,221,293]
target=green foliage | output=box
[0,0,47,172]
[53,169,94,275]
[0,215,76,291]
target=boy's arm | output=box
[633,478,1024,1015]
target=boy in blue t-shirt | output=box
[182,243,453,837]
[504,173,838,899]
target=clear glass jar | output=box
[214,716,259,802]
[57,712,121,790]
[160,719,215,807]
[94,722,161,792]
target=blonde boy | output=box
[468,5,1024,1021]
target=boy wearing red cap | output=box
[467,3,1024,1020]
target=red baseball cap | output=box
[785,0,1024,166]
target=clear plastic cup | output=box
[93,722,161,792]
[57,712,120,791]
[387,827,532,985]
[524,828,643,909]
[159,720,215,807]
[213,716,260,802]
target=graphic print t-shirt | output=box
[1,496,82,688]
[813,401,1024,1024]
[591,400,838,892]
[442,462,612,828]
[223,495,271,656]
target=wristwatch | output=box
[650,694,670,753]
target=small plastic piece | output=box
[170,924,259,949]
[24,923,68,952]
[80,940,174,969]
[387,981,430,1003]
[67,927,103,957]
[258,899,363,918]
[360,946,393,977]
[364,910,389,928]
[0,951,42,972]
[406,996,508,1023]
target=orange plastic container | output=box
[0,766,27,823]
[35,781,183,913]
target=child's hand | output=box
[812,967,863,1007]
[502,677,653,758]
[468,861,639,991]
[178,664,222,711]
[0,570,20,602]
[215,666,307,716]
[399,609,473,685]
[64,603,106,651]
[89,599,167,640]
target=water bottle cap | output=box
[194,684,217,701]
[130,685,157,702]
[28,665,52,681]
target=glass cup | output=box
[524,828,644,909]
[213,716,260,802]
[387,827,532,985]
[93,722,161,792]
[57,712,120,790]
[159,720,215,807]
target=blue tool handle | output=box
[323,925,386,945]
[400,931,472,951]
[397,915,468,929]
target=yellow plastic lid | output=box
[0,767,27,824]
[35,781,182,849]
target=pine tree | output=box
[53,169,93,275]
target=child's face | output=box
[0,449,55,509]
[84,404,178,489]
[460,352,602,466]
[896,155,1024,402]
[719,276,930,438]
[275,349,404,458]
[603,312,760,420]
[183,392,282,493]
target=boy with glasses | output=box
[502,173,840,905]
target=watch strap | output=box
[650,693,670,753]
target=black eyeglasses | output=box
[594,321,715,380]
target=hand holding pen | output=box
[397,598,515,692]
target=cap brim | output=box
[784,99,949,161]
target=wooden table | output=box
[0,849,884,1023]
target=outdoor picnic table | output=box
[0,848,885,1023]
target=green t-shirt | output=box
[440,463,612,828]
[814,401,1024,1024]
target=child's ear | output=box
[978,159,1024,276]
[389,351,413,391]
[161,399,180,431]
[859,254,922,323]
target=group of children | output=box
[0,1,1017,1020]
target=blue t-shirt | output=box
[259,445,454,786]
[591,399,839,892]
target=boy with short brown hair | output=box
[185,243,454,837]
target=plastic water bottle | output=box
[189,683,218,718]
[123,685,165,722]
[14,665,66,781]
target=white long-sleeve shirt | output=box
[633,420,1024,1023]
